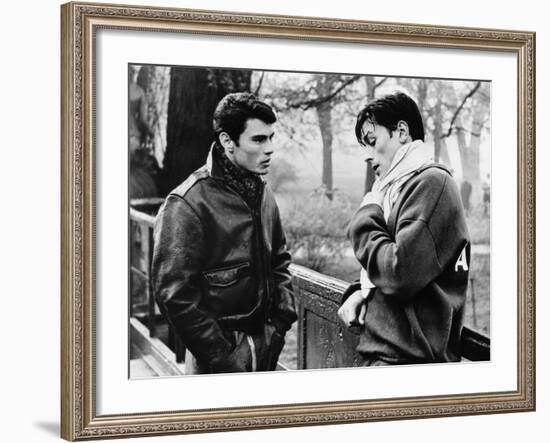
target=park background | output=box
[1,0,548,442]
[129,65,491,370]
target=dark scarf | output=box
[213,143,263,210]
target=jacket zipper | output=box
[217,179,271,324]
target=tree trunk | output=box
[317,101,333,199]
[458,100,485,206]
[314,75,337,200]
[433,93,450,166]
[416,79,429,124]
[458,99,484,180]
[363,77,377,194]
[159,68,251,196]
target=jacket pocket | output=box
[201,262,254,317]
[203,262,250,287]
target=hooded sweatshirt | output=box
[347,154,470,363]
[359,140,433,297]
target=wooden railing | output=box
[130,198,186,363]
[291,265,490,367]
[130,199,490,375]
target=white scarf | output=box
[359,140,433,298]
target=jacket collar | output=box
[205,142,267,183]
[207,142,264,209]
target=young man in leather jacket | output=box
[152,93,297,374]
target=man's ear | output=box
[219,131,235,153]
[397,120,412,144]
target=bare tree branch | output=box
[375,77,388,89]
[441,81,481,138]
[253,71,265,96]
[288,75,362,110]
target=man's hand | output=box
[338,290,367,327]
[360,190,384,208]
[209,333,251,373]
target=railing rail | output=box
[129,199,489,375]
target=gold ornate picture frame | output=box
[61,1,535,440]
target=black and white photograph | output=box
[55,1,538,441]
[128,64,491,377]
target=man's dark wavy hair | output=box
[355,92,425,145]
[213,92,276,145]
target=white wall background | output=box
[0,0,546,442]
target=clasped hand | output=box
[337,290,367,327]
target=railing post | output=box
[469,277,478,330]
[140,223,156,338]
[129,219,136,318]
[297,293,306,370]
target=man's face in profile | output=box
[360,119,401,178]
[232,118,275,175]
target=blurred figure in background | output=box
[460,179,472,214]
[482,175,491,215]
[129,65,159,198]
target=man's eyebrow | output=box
[251,132,275,140]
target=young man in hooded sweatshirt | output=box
[338,92,471,366]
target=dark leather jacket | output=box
[152,150,297,371]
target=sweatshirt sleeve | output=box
[348,172,453,298]
[151,195,233,364]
